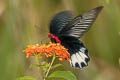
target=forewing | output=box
[49,11,73,36]
[60,6,103,38]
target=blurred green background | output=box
[0,0,120,80]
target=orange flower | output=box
[23,42,70,61]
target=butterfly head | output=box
[48,33,61,43]
[48,33,53,39]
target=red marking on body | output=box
[48,33,51,38]
[48,33,61,43]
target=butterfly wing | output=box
[59,36,90,68]
[59,6,103,69]
[49,11,73,36]
[59,6,103,38]
[49,6,103,69]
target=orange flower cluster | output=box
[23,42,70,61]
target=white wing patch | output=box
[70,51,90,69]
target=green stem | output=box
[35,55,42,80]
[44,54,56,80]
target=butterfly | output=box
[48,6,103,69]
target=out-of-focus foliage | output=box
[0,0,120,80]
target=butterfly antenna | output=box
[35,25,49,32]
[40,36,50,44]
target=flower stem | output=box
[44,54,56,80]
[35,55,42,80]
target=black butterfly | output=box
[48,6,103,69]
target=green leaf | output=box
[51,64,63,69]
[48,71,77,80]
[16,76,37,80]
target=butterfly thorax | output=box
[48,33,61,43]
